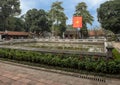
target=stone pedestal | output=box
[106,46,114,59]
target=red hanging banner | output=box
[72,16,82,28]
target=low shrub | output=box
[107,61,117,74]
[95,61,107,73]
[0,48,120,74]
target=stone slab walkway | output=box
[0,61,120,85]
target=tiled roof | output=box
[64,30,105,36]
[88,30,104,36]
[88,31,96,36]
[0,31,29,36]
[64,30,77,34]
[0,32,4,34]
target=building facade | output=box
[0,31,30,40]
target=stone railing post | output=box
[106,46,114,59]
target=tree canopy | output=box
[74,2,94,38]
[24,9,51,36]
[49,1,68,37]
[0,0,21,31]
[6,17,25,31]
[0,0,99,39]
[97,0,120,34]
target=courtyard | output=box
[0,60,120,85]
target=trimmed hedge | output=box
[0,48,120,74]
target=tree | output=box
[24,9,38,32]
[13,17,25,31]
[5,17,16,31]
[24,9,51,36]
[59,23,66,38]
[0,16,25,31]
[66,25,73,29]
[74,2,94,38]
[97,0,120,34]
[49,1,68,37]
[0,0,21,31]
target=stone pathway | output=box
[0,61,120,85]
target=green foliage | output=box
[78,61,85,70]
[74,2,94,38]
[49,1,68,36]
[13,17,25,31]
[0,0,21,31]
[113,49,120,60]
[6,17,25,31]
[59,23,67,38]
[96,61,107,73]
[0,48,120,74]
[107,61,117,74]
[97,0,120,34]
[24,9,51,35]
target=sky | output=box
[20,0,108,29]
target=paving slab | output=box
[0,61,120,85]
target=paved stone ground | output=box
[0,61,120,85]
